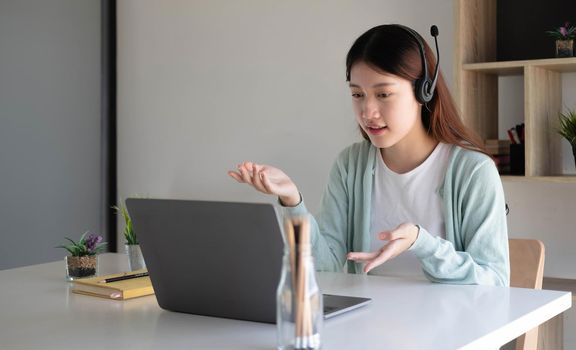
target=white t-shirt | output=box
[369,142,453,278]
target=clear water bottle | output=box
[277,216,322,350]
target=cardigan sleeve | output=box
[409,158,510,286]
[282,153,351,272]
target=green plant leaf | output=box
[78,231,89,245]
[115,201,138,244]
[64,237,78,246]
[558,109,576,146]
[55,245,76,255]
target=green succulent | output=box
[56,231,107,257]
[113,203,138,245]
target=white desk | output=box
[0,253,571,350]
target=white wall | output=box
[117,0,576,278]
[0,0,102,269]
[116,0,453,239]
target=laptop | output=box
[126,198,371,324]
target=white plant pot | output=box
[125,244,146,271]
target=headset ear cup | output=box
[419,79,434,104]
[414,78,426,104]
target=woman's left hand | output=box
[347,223,419,273]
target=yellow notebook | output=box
[72,270,155,300]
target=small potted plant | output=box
[546,22,576,58]
[57,232,107,281]
[114,203,146,271]
[558,108,576,169]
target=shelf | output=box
[463,61,523,75]
[455,0,575,182]
[463,57,576,76]
[501,175,576,183]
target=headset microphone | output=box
[428,25,440,101]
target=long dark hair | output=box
[345,24,486,154]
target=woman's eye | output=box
[377,93,391,98]
[351,93,364,99]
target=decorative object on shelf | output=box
[555,40,574,58]
[114,202,146,271]
[546,22,575,58]
[505,123,525,175]
[486,139,511,175]
[509,143,525,176]
[557,108,576,168]
[57,232,107,281]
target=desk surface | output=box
[0,253,571,350]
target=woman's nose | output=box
[362,97,379,120]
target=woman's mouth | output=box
[366,125,387,135]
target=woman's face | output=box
[349,61,423,149]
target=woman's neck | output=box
[381,130,438,174]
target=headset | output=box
[392,24,440,105]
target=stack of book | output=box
[72,270,154,300]
[485,139,511,175]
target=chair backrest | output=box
[508,238,545,350]
[509,238,545,289]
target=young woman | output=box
[228,24,509,286]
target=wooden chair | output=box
[509,238,546,350]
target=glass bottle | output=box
[277,217,322,350]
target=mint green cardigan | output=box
[284,141,510,286]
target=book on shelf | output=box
[71,270,154,300]
[485,139,511,156]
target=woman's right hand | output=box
[227,162,301,206]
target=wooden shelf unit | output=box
[454,0,576,182]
